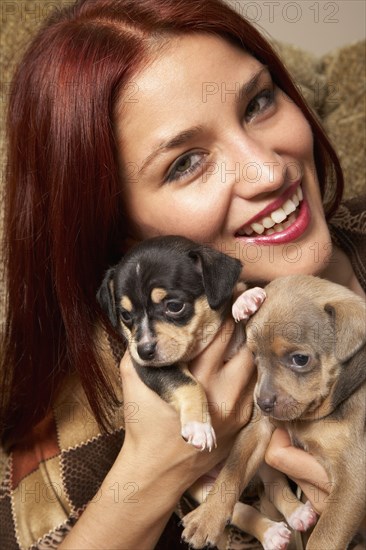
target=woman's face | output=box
[115,33,332,283]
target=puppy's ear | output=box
[189,246,242,309]
[324,297,366,362]
[96,267,118,328]
[325,296,366,407]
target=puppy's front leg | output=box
[258,463,318,533]
[306,447,365,550]
[231,501,292,550]
[171,365,216,452]
[134,363,216,451]
[182,416,274,548]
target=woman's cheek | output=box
[136,188,226,243]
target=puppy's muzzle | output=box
[257,394,276,414]
[137,340,157,361]
[257,390,304,421]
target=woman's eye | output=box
[245,89,274,121]
[175,157,191,173]
[290,353,311,368]
[165,152,205,183]
[165,300,185,315]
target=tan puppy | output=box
[182,274,366,550]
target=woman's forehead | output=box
[115,33,262,153]
[119,32,260,104]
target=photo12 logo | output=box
[231,1,340,25]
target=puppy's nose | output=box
[257,394,276,414]
[137,341,157,361]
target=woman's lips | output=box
[241,181,302,230]
[235,183,311,245]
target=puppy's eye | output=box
[120,309,132,324]
[290,353,311,368]
[165,300,185,316]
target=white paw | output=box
[181,421,217,452]
[262,521,291,550]
[232,287,266,322]
[287,500,318,531]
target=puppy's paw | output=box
[181,421,217,452]
[181,505,230,548]
[262,521,291,550]
[232,287,266,322]
[287,500,318,531]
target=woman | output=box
[1,0,364,548]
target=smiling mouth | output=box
[236,186,303,237]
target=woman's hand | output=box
[61,320,255,550]
[189,317,256,440]
[265,428,330,514]
[119,317,256,490]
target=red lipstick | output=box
[237,181,301,230]
[235,183,311,245]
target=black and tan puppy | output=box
[97,235,265,451]
[182,274,366,549]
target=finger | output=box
[266,429,329,491]
[268,427,292,447]
[202,345,255,422]
[119,349,133,377]
[119,351,181,433]
[119,350,157,402]
[217,344,255,388]
[190,317,236,378]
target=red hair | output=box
[1,0,343,446]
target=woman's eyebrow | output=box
[239,66,270,98]
[138,66,270,174]
[139,125,204,174]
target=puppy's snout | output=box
[257,394,276,414]
[137,341,157,361]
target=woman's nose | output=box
[228,135,294,198]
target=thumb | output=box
[119,350,154,402]
[118,351,183,447]
[119,350,177,419]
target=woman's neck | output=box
[321,245,365,298]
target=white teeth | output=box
[237,186,303,237]
[250,222,265,234]
[271,207,287,224]
[262,216,275,229]
[237,227,253,236]
[282,199,296,216]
